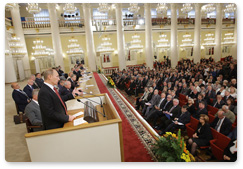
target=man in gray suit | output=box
[142,89,161,117]
[25,89,43,131]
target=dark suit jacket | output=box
[169,105,181,120]
[212,99,225,109]
[68,78,78,91]
[211,117,232,136]
[38,83,74,130]
[23,85,33,99]
[177,111,191,125]
[195,123,213,144]
[149,94,161,107]
[162,100,173,111]
[73,70,81,81]
[12,90,29,112]
[59,86,72,96]
[193,108,208,120]
[35,78,44,88]
[205,90,216,100]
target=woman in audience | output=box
[187,114,212,156]
[229,87,237,99]
[187,98,196,116]
[226,98,235,113]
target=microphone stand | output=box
[81,91,106,118]
[77,99,106,117]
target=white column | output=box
[5,28,17,83]
[116,3,126,71]
[170,4,178,68]
[144,3,153,69]
[232,10,237,59]
[83,3,97,71]
[193,4,201,64]
[215,3,222,62]
[10,4,31,78]
[48,3,64,69]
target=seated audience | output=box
[187,98,196,116]
[193,101,208,120]
[59,81,72,96]
[135,87,149,110]
[212,95,225,109]
[223,139,237,162]
[215,105,235,124]
[35,73,44,88]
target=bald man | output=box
[59,81,72,96]
[11,82,30,113]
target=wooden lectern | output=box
[25,93,124,162]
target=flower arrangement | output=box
[152,130,195,162]
[97,67,102,73]
[107,76,116,88]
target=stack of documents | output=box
[73,111,84,117]
[73,117,87,126]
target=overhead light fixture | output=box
[128,3,140,14]
[201,4,215,14]
[156,33,170,48]
[129,33,143,49]
[66,36,84,55]
[8,34,27,58]
[222,32,235,46]
[63,3,77,14]
[31,38,51,58]
[181,3,193,14]
[138,19,144,25]
[202,33,216,46]
[26,3,41,14]
[156,3,168,15]
[180,33,194,47]
[224,4,236,13]
[98,3,111,13]
[97,34,114,52]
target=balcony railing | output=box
[20,16,235,29]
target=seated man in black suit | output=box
[11,82,31,113]
[38,69,82,130]
[35,73,44,88]
[195,93,207,109]
[125,79,136,96]
[205,85,216,104]
[30,74,40,89]
[210,110,232,136]
[157,99,181,134]
[212,95,225,109]
[68,74,79,91]
[23,79,34,99]
[58,79,65,91]
[192,101,208,120]
[145,92,167,125]
[162,105,191,134]
[59,81,72,96]
[224,90,235,103]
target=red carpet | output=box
[93,72,154,162]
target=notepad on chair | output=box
[73,117,87,126]
[86,85,94,87]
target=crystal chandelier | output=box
[31,38,50,58]
[129,33,143,49]
[156,33,170,48]
[202,33,216,46]
[128,3,140,14]
[26,3,41,14]
[8,34,27,58]
[66,37,84,55]
[180,33,194,47]
[156,3,168,15]
[201,4,215,14]
[63,3,77,14]
[181,3,193,14]
[224,4,236,13]
[222,32,235,46]
[98,3,111,13]
[97,35,114,52]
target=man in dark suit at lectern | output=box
[38,69,82,130]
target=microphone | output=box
[77,99,106,117]
[82,91,103,108]
[75,93,101,105]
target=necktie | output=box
[163,101,169,109]
[157,98,164,107]
[53,87,67,115]
[215,119,222,132]
[19,90,29,99]
[213,101,218,107]
[169,106,175,113]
